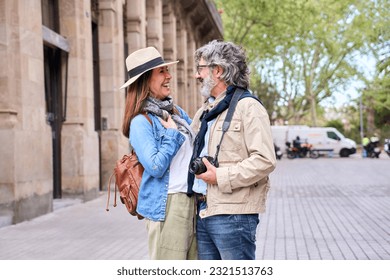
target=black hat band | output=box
[128,57,165,78]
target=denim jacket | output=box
[129,107,192,221]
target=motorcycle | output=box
[366,137,381,158]
[383,138,390,157]
[274,143,283,160]
[285,141,319,159]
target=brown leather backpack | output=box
[105,114,151,220]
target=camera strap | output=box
[213,88,245,166]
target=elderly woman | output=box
[120,47,196,260]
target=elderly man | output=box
[188,40,276,260]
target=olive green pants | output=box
[145,193,197,260]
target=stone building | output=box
[0,0,223,227]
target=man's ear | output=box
[215,65,223,78]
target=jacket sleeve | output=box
[216,99,276,193]
[130,114,185,178]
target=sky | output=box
[323,53,377,108]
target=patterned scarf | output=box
[143,96,195,142]
[187,85,260,195]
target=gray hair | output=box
[194,40,250,89]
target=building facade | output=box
[0,0,223,227]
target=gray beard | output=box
[200,74,216,98]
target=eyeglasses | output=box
[196,64,213,75]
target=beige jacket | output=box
[191,91,276,218]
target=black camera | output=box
[189,156,216,175]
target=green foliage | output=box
[339,105,362,143]
[217,0,389,131]
[324,119,345,134]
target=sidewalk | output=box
[0,157,389,260]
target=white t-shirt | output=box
[168,133,193,193]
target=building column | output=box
[0,0,52,226]
[186,36,199,117]
[162,0,178,102]
[146,0,163,51]
[59,0,99,200]
[98,0,128,188]
[126,0,146,54]
[175,20,187,110]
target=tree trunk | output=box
[309,92,317,126]
[366,97,375,135]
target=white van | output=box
[271,126,357,157]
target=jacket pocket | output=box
[209,185,249,204]
[215,120,242,151]
[213,120,245,163]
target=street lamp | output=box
[359,94,365,157]
[360,94,364,140]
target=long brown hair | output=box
[121,71,152,137]
[121,68,180,138]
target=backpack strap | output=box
[105,171,117,211]
[142,113,152,125]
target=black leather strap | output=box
[213,88,244,166]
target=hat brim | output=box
[119,60,179,90]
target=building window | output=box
[41,0,59,32]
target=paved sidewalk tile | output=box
[0,194,149,260]
[256,157,390,260]
[0,157,389,260]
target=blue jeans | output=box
[196,201,260,260]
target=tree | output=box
[359,0,390,136]
[325,119,345,135]
[217,0,389,127]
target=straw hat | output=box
[119,47,179,89]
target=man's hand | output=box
[195,157,217,185]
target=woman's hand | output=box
[159,115,177,129]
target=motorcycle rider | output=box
[274,143,283,160]
[384,138,390,157]
[293,136,302,152]
[362,134,370,158]
[370,134,380,144]
[365,134,381,158]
